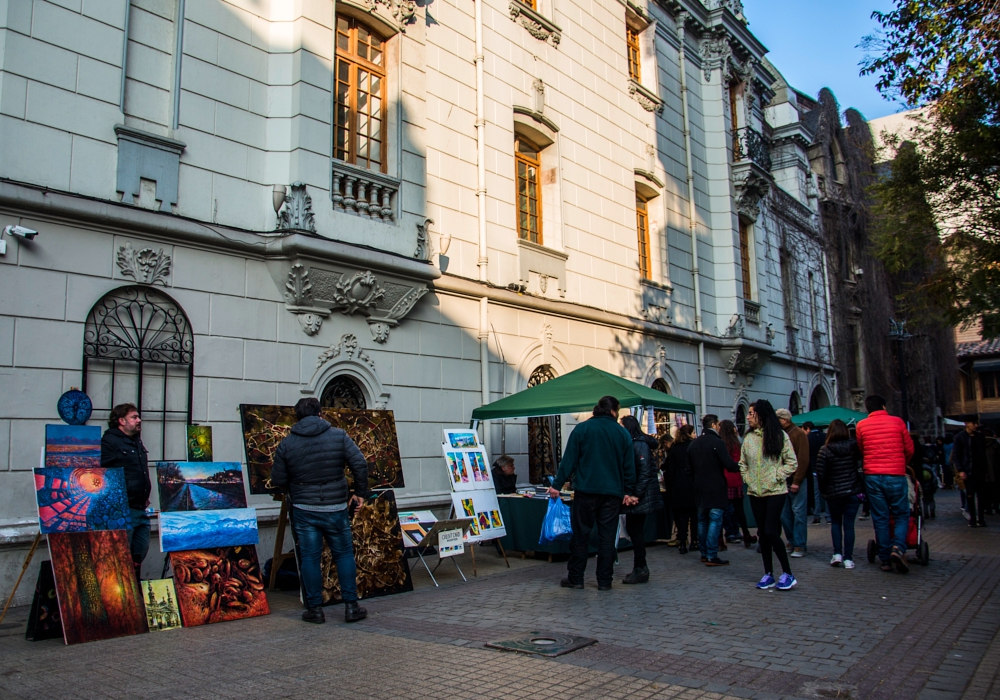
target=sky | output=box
[741,0,903,120]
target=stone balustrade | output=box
[331,161,400,222]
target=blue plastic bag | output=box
[539,497,573,545]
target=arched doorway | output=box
[82,285,194,460]
[809,385,831,411]
[320,375,367,409]
[789,392,802,415]
[527,365,561,484]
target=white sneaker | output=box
[830,554,843,567]
[844,559,855,569]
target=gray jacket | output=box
[270,416,369,506]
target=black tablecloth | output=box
[496,495,668,555]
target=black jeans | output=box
[749,494,792,576]
[673,506,697,545]
[567,492,621,586]
[966,479,988,526]
[624,513,647,568]
[730,497,751,539]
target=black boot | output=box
[678,543,688,554]
[344,600,367,623]
[622,566,649,584]
[302,607,325,624]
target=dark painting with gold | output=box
[239,405,404,494]
[320,490,412,604]
[169,545,270,626]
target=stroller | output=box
[866,471,930,566]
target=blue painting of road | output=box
[155,462,248,512]
[158,508,259,553]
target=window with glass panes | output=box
[335,17,386,173]
[739,221,753,299]
[626,26,641,81]
[636,196,651,279]
[982,371,999,399]
[515,137,542,244]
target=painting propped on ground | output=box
[44,424,101,469]
[186,425,213,462]
[321,490,412,604]
[25,560,62,642]
[159,508,259,553]
[170,546,270,626]
[239,405,404,494]
[47,530,148,645]
[142,579,183,631]
[155,462,247,511]
[34,467,130,533]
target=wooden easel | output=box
[0,533,43,626]
[448,505,509,576]
[268,495,296,591]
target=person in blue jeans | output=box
[271,397,370,623]
[687,414,741,566]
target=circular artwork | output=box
[57,390,93,426]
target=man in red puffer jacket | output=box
[856,395,914,574]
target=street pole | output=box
[889,319,912,428]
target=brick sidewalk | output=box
[0,490,996,700]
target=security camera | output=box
[4,225,38,240]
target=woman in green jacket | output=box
[740,399,799,590]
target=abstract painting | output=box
[240,405,404,494]
[48,530,148,645]
[186,425,213,462]
[44,424,101,469]
[25,560,62,642]
[34,467,130,533]
[451,491,506,543]
[444,450,474,492]
[320,490,412,604]
[159,508,259,553]
[444,430,479,449]
[142,579,183,631]
[155,461,247,512]
[170,546,270,626]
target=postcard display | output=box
[238,406,413,605]
[443,430,506,543]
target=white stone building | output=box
[0,0,839,600]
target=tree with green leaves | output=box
[861,1,1000,337]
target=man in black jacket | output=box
[271,398,369,623]
[687,414,740,566]
[954,415,988,527]
[100,403,151,578]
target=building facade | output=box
[0,0,841,600]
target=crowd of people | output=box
[549,394,1000,591]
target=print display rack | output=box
[441,429,510,576]
[404,517,474,587]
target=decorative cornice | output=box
[634,168,664,189]
[512,105,560,135]
[113,124,185,155]
[509,1,561,45]
[628,79,664,114]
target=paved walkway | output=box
[1,490,997,700]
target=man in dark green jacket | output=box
[548,395,636,590]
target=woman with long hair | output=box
[620,415,664,583]
[740,400,799,590]
[814,419,863,569]
[720,419,756,548]
[664,423,698,554]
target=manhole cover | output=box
[486,632,597,657]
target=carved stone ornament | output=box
[366,285,429,344]
[722,347,768,385]
[276,182,317,233]
[415,218,432,260]
[284,265,330,336]
[116,242,172,286]
[735,171,771,221]
[765,323,776,346]
[369,322,391,344]
[360,0,416,28]
[333,271,385,315]
[724,313,745,339]
[700,32,732,82]
[641,304,671,325]
[509,1,561,45]
[316,333,377,373]
[628,80,665,115]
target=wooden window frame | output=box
[626,25,641,82]
[982,371,999,399]
[636,196,651,279]
[515,136,543,244]
[335,16,387,174]
[520,0,537,9]
[739,221,753,299]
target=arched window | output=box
[527,365,560,484]
[82,285,194,460]
[320,375,368,410]
[810,385,831,411]
[735,404,747,437]
[789,392,802,415]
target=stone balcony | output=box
[331,160,400,223]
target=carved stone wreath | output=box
[116,242,172,286]
[333,271,385,315]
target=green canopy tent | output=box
[790,405,868,428]
[470,365,695,421]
